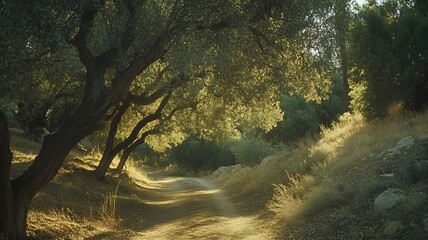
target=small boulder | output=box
[423,218,428,232]
[386,136,415,156]
[260,156,276,166]
[383,221,403,236]
[417,134,428,141]
[374,188,407,210]
[211,164,241,179]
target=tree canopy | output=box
[349,0,428,118]
[0,0,341,238]
[2,0,428,238]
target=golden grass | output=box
[98,181,121,221]
[213,111,428,223]
[267,111,428,218]
[7,128,160,239]
[9,128,42,154]
[7,111,428,239]
[22,154,159,239]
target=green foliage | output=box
[268,76,346,143]
[268,95,319,143]
[167,136,236,172]
[131,143,162,165]
[350,0,428,118]
[229,135,278,166]
[0,1,84,134]
[317,75,347,125]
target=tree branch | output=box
[121,0,137,52]
[71,8,98,69]
[129,72,189,105]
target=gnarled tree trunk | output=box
[1,0,174,236]
[116,129,158,172]
[94,93,171,180]
[5,101,109,239]
[95,101,130,179]
[0,111,13,239]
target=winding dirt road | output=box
[132,172,272,239]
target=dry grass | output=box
[266,111,428,218]
[7,111,428,239]
[213,111,428,238]
[98,181,121,221]
[8,129,160,239]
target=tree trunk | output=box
[0,3,168,237]
[334,0,351,112]
[340,44,351,112]
[7,191,30,240]
[0,72,111,239]
[0,111,37,240]
[94,93,171,180]
[116,132,149,172]
[7,106,107,239]
[0,111,13,239]
[94,131,143,179]
[94,152,116,180]
[94,102,130,179]
[102,102,130,163]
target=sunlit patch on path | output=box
[131,171,271,239]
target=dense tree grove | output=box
[350,0,428,118]
[0,0,427,238]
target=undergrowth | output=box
[213,111,428,238]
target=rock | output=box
[397,136,415,145]
[414,161,428,172]
[383,221,402,236]
[379,173,395,177]
[417,134,428,141]
[386,136,415,156]
[363,228,376,238]
[260,156,276,166]
[423,218,428,232]
[211,164,241,179]
[374,188,407,210]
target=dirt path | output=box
[132,171,272,239]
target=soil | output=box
[132,170,273,239]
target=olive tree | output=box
[0,0,333,238]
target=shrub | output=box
[167,136,236,173]
[132,143,162,166]
[268,76,346,144]
[229,136,278,166]
[268,95,319,143]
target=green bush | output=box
[132,143,163,166]
[268,95,320,143]
[167,136,236,173]
[229,136,278,166]
[349,1,428,118]
[268,76,346,143]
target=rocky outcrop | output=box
[374,188,407,210]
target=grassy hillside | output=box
[10,129,160,239]
[8,111,428,239]
[212,112,428,239]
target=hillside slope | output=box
[212,112,428,239]
[9,111,428,239]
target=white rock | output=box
[374,188,407,210]
[386,136,415,156]
[379,173,395,178]
[260,156,276,166]
[211,164,241,179]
